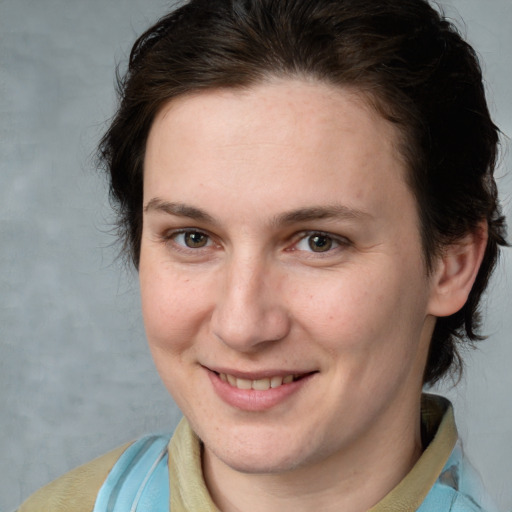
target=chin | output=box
[214,446,305,475]
[202,423,318,475]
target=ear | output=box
[427,222,488,317]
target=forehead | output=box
[144,80,416,229]
[149,80,404,161]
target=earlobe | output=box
[427,222,488,317]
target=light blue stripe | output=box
[107,437,159,512]
[93,434,171,512]
[130,444,169,512]
[132,451,170,512]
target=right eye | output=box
[171,230,212,249]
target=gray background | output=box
[0,0,510,511]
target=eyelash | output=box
[160,229,350,256]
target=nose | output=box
[210,255,291,352]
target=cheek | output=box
[139,260,211,352]
[291,266,427,356]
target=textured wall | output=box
[1,1,511,511]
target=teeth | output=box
[236,378,252,390]
[252,378,270,390]
[219,373,297,390]
[270,376,283,388]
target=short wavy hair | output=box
[98,0,507,384]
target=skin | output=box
[139,80,485,512]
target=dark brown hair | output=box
[98,0,507,384]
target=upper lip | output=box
[203,366,317,380]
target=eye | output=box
[172,230,211,249]
[294,232,346,253]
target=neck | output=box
[203,394,423,512]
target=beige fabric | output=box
[168,394,457,512]
[169,419,220,512]
[17,442,132,512]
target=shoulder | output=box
[17,439,140,512]
[17,442,132,512]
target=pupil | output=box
[309,235,332,252]
[185,232,207,248]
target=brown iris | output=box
[308,234,333,252]
[184,231,209,248]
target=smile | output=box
[208,369,316,411]
[219,373,298,390]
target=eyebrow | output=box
[144,198,216,223]
[272,205,372,226]
[144,198,371,226]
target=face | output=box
[140,80,438,476]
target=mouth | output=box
[207,368,317,411]
[216,372,312,391]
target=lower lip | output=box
[207,370,314,412]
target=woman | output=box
[17,0,508,510]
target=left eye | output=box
[295,233,343,253]
[173,230,211,249]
